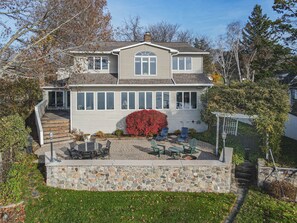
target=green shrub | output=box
[173,129,181,135]
[189,128,197,137]
[114,129,124,138]
[264,180,297,201]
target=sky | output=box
[108,0,278,39]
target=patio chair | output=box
[150,140,165,157]
[67,148,82,159]
[177,127,189,142]
[102,140,111,157]
[69,141,78,150]
[155,127,169,141]
[183,138,199,154]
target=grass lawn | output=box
[11,154,235,223]
[235,188,297,223]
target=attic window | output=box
[88,56,108,71]
[135,51,156,75]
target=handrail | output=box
[35,99,47,145]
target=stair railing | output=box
[35,99,47,145]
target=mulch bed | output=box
[0,202,25,223]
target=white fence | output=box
[35,100,47,145]
[285,113,297,141]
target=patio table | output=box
[78,142,97,159]
[168,146,184,159]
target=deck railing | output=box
[35,99,47,145]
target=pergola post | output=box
[215,115,219,156]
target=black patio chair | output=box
[102,140,111,156]
[67,148,82,159]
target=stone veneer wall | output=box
[45,148,233,193]
[258,159,297,187]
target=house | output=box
[42,33,212,137]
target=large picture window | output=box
[97,92,114,110]
[121,92,135,110]
[88,56,109,71]
[156,92,170,109]
[77,92,94,110]
[139,92,152,109]
[176,92,197,110]
[172,57,191,71]
[135,51,156,75]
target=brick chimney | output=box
[144,32,152,42]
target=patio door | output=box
[48,91,64,108]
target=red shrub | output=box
[126,110,168,136]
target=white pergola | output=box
[211,112,258,156]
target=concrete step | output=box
[44,133,70,140]
[41,121,69,126]
[235,172,253,179]
[44,136,73,144]
[43,127,69,133]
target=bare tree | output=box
[213,35,235,85]
[0,0,112,80]
[176,30,194,44]
[227,21,243,82]
[147,21,180,42]
[115,16,143,41]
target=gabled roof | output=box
[69,41,208,54]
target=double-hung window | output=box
[172,57,191,71]
[135,51,156,75]
[97,92,114,110]
[88,56,109,71]
[139,92,152,109]
[176,92,197,109]
[121,92,135,110]
[156,92,170,109]
[77,92,94,110]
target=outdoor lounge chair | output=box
[102,140,111,156]
[183,138,199,154]
[177,127,189,142]
[150,140,165,157]
[155,127,169,141]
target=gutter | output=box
[68,83,214,87]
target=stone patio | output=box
[35,136,218,161]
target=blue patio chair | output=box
[155,127,169,141]
[177,127,189,142]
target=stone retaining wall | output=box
[45,148,233,193]
[258,159,297,187]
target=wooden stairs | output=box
[41,111,72,144]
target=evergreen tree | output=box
[193,36,214,74]
[241,4,275,80]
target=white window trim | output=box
[134,52,157,76]
[138,91,153,109]
[97,91,115,111]
[176,91,198,110]
[87,56,109,72]
[172,57,192,71]
[155,91,170,110]
[121,91,136,110]
[76,92,95,111]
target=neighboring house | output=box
[42,33,212,135]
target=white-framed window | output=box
[88,56,109,71]
[156,92,170,109]
[97,92,114,110]
[139,92,153,109]
[172,57,192,71]
[77,92,94,110]
[135,51,157,75]
[121,92,135,110]
[48,91,64,108]
[176,92,197,110]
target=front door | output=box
[48,91,65,109]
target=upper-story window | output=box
[172,57,191,71]
[135,51,156,75]
[88,56,109,71]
